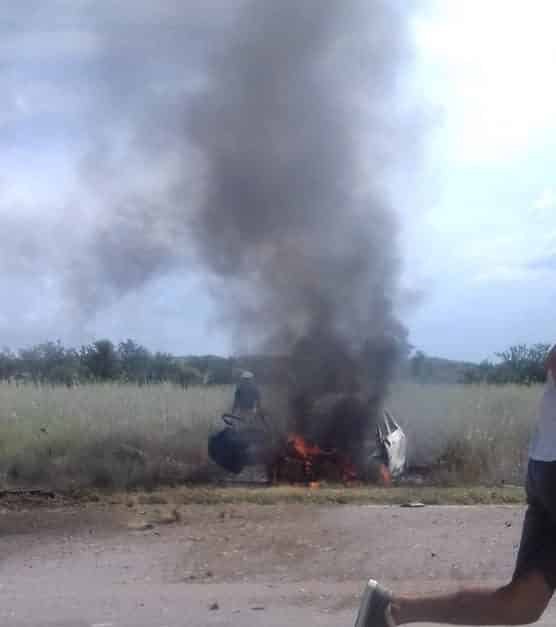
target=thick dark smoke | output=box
[74,0,419,450]
[187,0,417,442]
[2,1,421,441]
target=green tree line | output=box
[1,339,550,387]
[462,344,551,385]
[0,340,292,386]
[407,344,551,385]
[0,339,205,386]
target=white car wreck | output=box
[376,409,407,478]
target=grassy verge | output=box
[93,484,525,507]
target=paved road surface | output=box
[1,501,555,626]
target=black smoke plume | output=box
[2,2,421,455]
[187,0,418,447]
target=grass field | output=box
[0,382,539,490]
[390,383,537,484]
[0,383,231,489]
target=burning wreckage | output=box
[193,0,415,488]
[208,394,407,485]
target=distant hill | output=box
[402,353,477,384]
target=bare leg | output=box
[391,571,552,625]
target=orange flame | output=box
[288,434,324,458]
[379,463,391,485]
[287,433,358,483]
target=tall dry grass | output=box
[389,383,538,484]
[0,383,231,489]
[0,381,541,489]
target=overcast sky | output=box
[1,1,555,361]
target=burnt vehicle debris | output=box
[208,396,407,484]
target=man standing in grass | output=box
[356,345,556,626]
[232,370,261,423]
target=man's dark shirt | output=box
[233,381,261,412]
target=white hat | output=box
[240,370,254,379]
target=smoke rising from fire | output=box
[1,1,422,393]
[187,0,419,407]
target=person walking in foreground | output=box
[356,344,556,626]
